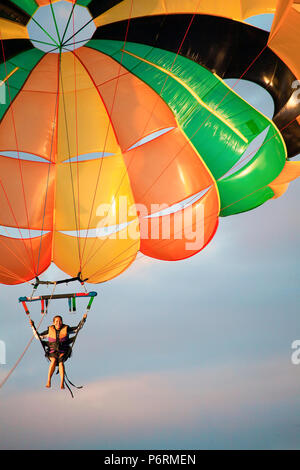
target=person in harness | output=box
[30,314,87,389]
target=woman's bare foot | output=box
[46,382,51,388]
[60,383,65,389]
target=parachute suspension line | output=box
[61,18,94,48]
[79,16,289,280]
[130,55,271,208]
[143,51,272,199]
[58,51,82,271]
[89,11,271,247]
[79,1,203,272]
[87,111,299,281]
[74,51,105,265]
[49,0,61,47]
[220,43,268,105]
[78,0,135,267]
[0,283,57,390]
[126,0,203,145]
[0,34,37,276]
[0,263,35,286]
[0,34,40,276]
[0,178,37,273]
[71,10,83,271]
[85,241,139,280]
[127,47,274,212]
[0,237,35,281]
[36,54,60,276]
[91,119,300,280]
[60,1,76,46]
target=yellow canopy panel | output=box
[268,0,300,80]
[95,0,278,27]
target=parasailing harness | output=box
[19,274,97,397]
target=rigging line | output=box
[30,16,60,49]
[0,262,33,284]
[81,186,211,271]
[79,1,208,270]
[0,176,35,265]
[0,282,57,390]
[92,134,299,278]
[92,214,216,278]
[61,17,94,47]
[0,34,38,275]
[86,184,260,279]
[86,239,139,281]
[216,43,268,109]
[28,38,60,47]
[85,113,299,280]
[70,52,110,267]
[43,44,62,55]
[60,1,76,45]
[59,51,82,266]
[78,0,135,267]
[121,50,277,208]
[0,233,37,276]
[36,55,60,275]
[83,193,217,278]
[87,14,271,243]
[0,49,37,273]
[120,0,204,154]
[63,37,95,48]
[122,49,247,142]
[81,63,295,276]
[133,0,203,134]
[72,10,82,271]
[88,173,278,281]
[49,0,62,46]
[135,114,289,214]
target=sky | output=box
[0,13,300,450]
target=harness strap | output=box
[64,369,83,398]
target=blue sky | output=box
[0,13,300,450]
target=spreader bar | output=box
[19,291,97,303]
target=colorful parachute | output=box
[0,0,299,285]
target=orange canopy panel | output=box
[0,233,52,285]
[123,127,216,213]
[75,47,178,153]
[0,155,54,230]
[0,54,59,160]
[140,187,219,260]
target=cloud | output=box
[1,356,300,449]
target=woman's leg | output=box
[58,354,65,389]
[46,357,57,388]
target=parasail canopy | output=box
[0,0,299,285]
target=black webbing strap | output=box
[64,369,83,398]
[31,321,49,357]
